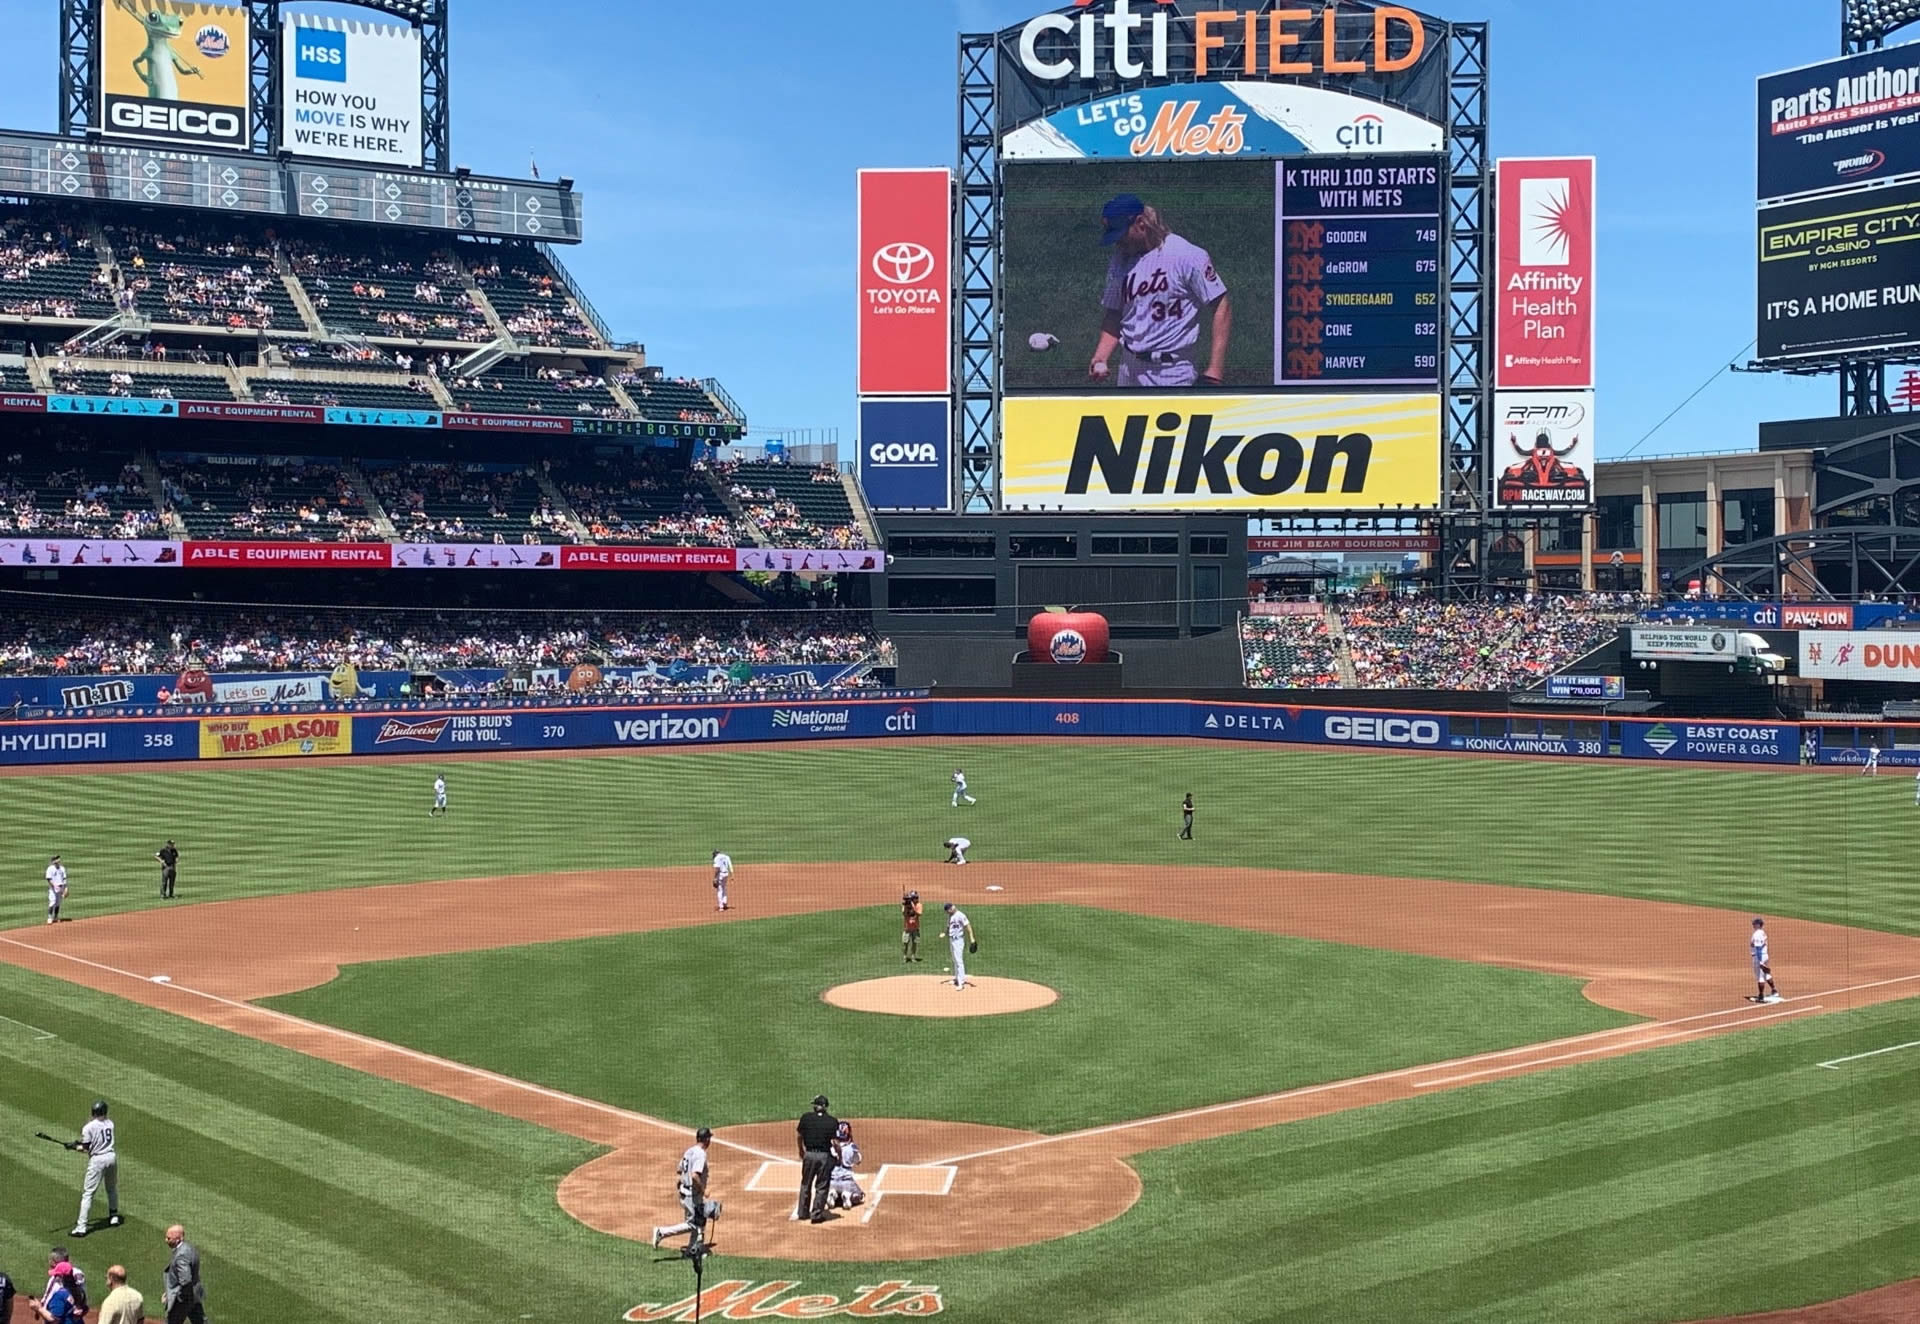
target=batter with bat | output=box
[38,1099,121,1236]
[1088,194,1232,389]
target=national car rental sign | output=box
[858,169,952,396]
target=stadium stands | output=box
[157,454,377,542]
[727,460,870,549]
[285,232,492,343]
[250,375,441,411]
[104,221,297,331]
[554,451,741,546]
[463,246,603,348]
[0,445,159,538]
[447,366,624,416]
[364,461,571,543]
[0,207,117,321]
[44,365,237,401]
[1241,608,1340,688]
[617,372,726,424]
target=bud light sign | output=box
[857,398,951,511]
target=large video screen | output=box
[1002,155,1442,393]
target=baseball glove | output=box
[969,941,979,954]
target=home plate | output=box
[986,885,1005,891]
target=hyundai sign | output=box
[857,398,952,511]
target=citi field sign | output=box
[1013,0,1428,83]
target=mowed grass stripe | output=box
[6,742,1920,932]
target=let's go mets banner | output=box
[1000,393,1440,511]
[199,715,351,759]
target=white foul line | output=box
[1817,1038,1920,1069]
[1410,1005,1821,1087]
[0,1012,56,1040]
[0,935,790,1164]
[927,979,1920,1167]
[860,1193,884,1225]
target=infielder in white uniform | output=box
[1088,194,1232,389]
[711,850,733,911]
[943,901,976,989]
[951,768,976,807]
[1748,918,1783,1003]
[45,854,68,924]
[653,1126,721,1250]
[70,1099,120,1236]
[430,774,448,815]
[944,836,971,866]
[827,1121,865,1210]
[1863,743,1880,775]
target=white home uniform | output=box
[1864,744,1880,775]
[432,775,447,814]
[1913,768,1919,805]
[828,1135,865,1209]
[947,905,973,988]
[45,857,68,924]
[1100,234,1227,387]
[951,770,976,807]
[1750,922,1782,1003]
[712,852,733,911]
[73,1114,118,1234]
[945,837,971,866]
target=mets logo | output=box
[1049,628,1088,665]
[623,1279,943,1320]
[195,25,231,57]
[376,717,452,746]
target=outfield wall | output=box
[0,698,1815,767]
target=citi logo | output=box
[1336,113,1385,149]
[613,715,725,743]
[868,442,940,467]
[1836,149,1885,177]
[885,708,918,732]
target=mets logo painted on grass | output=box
[623,1280,943,1319]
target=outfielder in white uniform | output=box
[943,902,976,989]
[711,850,733,911]
[71,1099,120,1236]
[951,768,976,807]
[1088,194,1232,389]
[653,1126,721,1250]
[827,1121,865,1209]
[430,774,448,816]
[1863,743,1880,775]
[45,855,68,924]
[1912,767,1919,806]
[1748,918,1783,1004]
[945,836,971,866]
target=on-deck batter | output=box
[1088,194,1232,389]
[652,1126,720,1250]
[70,1099,120,1237]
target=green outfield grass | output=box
[264,906,1633,1132]
[3,958,1917,1323]
[1,742,1913,934]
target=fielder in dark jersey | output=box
[155,841,179,899]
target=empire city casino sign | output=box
[1015,0,1428,83]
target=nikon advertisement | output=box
[1000,392,1440,512]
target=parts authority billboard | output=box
[280,14,424,168]
[1758,179,1920,360]
[1000,392,1441,512]
[100,0,249,150]
[1494,157,1595,389]
[1758,44,1920,201]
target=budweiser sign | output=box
[375,717,451,745]
[623,1280,943,1321]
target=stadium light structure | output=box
[1844,0,1920,49]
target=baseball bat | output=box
[34,1131,74,1148]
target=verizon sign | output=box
[1801,630,1920,681]
[857,169,951,396]
[1495,157,1595,389]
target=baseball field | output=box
[2,739,1919,1322]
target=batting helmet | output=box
[905,890,919,900]
[695,1126,713,1143]
[836,1121,853,1142]
[90,1100,108,1117]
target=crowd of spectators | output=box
[106,226,282,330]
[0,607,885,679]
[0,452,159,539]
[466,253,601,346]
[1241,607,1340,688]
[560,452,743,546]
[368,462,571,544]
[1244,592,1641,690]
[0,215,108,319]
[162,459,377,542]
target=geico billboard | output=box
[1000,392,1440,511]
[100,0,250,150]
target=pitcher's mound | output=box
[825,974,1058,1017]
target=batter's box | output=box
[871,1163,955,1196]
[745,1161,802,1192]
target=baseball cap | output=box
[52,1261,73,1277]
[1753,917,1765,926]
[1100,194,1145,245]
[813,1093,830,1108]
[943,901,955,912]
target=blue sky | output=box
[0,1,1872,455]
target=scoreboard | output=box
[1276,155,1442,387]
